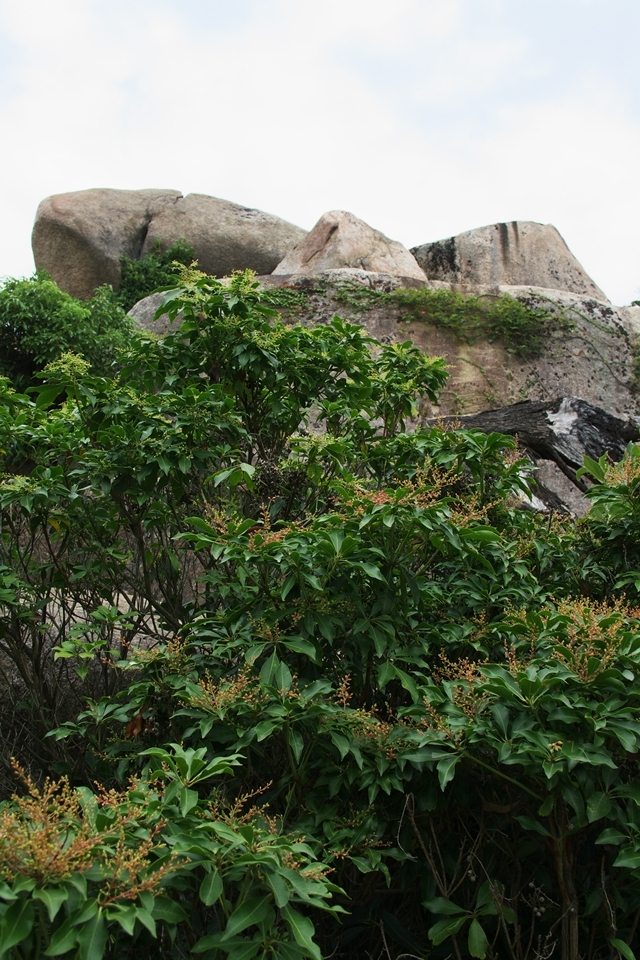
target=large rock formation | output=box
[36,186,640,466]
[139,193,306,281]
[411,221,607,301]
[272,210,427,282]
[32,189,306,300]
[257,272,639,422]
[409,284,635,421]
[32,189,180,300]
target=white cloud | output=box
[1,0,639,304]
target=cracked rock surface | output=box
[32,188,306,300]
[411,221,607,301]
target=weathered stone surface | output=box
[141,193,306,279]
[32,189,181,300]
[411,221,607,300]
[424,397,640,515]
[427,397,638,484]
[532,459,591,517]
[272,211,427,282]
[259,272,640,421]
[127,292,179,337]
[32,189,306,300]
[262,268,427,293]
[616,303,640,340]
[378,283,635,421]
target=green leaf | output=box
[152,896,189,924]
[0,898,35,956]
[255,720,279,741]
[330,732,350,759]
[436,754,460,790]
[281,904,322,960]
[357,562,386,581]
[596,827,627,845]
[76,913,108,960]
[395,666,419,702]
[613,848,640,869]
[0,883,18,902]
[227,940,262,960]
[185,516,218,536]
[490,703,510,738]
[428,915,467,945]
[44,912,80,956]
[275,660,293,692]
[423,897,465,916]
[460,527,500,543]
[587,792,612,823]
[33,886,68,922]
[610,939,637,960]
[468,918,488,959]
[289,728,305,764]
[275,943,307,960]
[474,881,496,912]
[501,905,517,923]
[281,574,297,601]
[266,872,290,908]
[282,637,317,660]
[200,870,224,906]
[578,454,607,483]
[6,876,35,897]
[377,661,396,689]
[194,934,261,960]
[180,785,199,816]
[135,908,156,937]
[538,794,555,817]
[260,651,280,687]
[514,816,552,837]
[107,904,137,936]
[35,384,63,409]
[222,896,270,940]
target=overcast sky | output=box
[1,0,639,304]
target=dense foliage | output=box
[0,274,134,391]
[0,240,194,391]
[115,240,196,313]
[0,269,639,960]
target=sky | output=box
[1,0,639,304]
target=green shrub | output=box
[116,239,196,312]
[0,749,338,960]
[391,285,570,357]
[0,273,134,390]
[0,269,638,959]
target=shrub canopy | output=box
[0,270,639,960]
